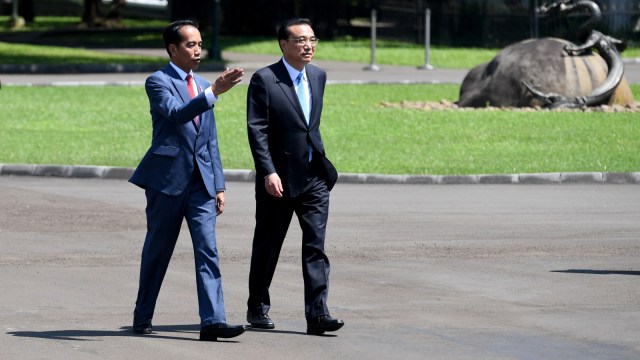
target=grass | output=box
[1,16,638,69]
[1,84,638,175]
[223,37,501,69]
[0,37,493,69]
[223,36,640,67]
[0,41,166,65]
[0,16,638,175]
[1,35,638,69]
[0,16,168,31]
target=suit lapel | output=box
[272,61,308,127]
[164,65,191,104]
[165,65,200,131]
[306,66,319,128]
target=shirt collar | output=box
[169,61,192,81]
[282,57,306,83]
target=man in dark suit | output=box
[129,19,245,342]
[246,17,343,336]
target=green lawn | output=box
[1,84,638,175]
[2,36,638,69]
[0,38,495,69]
[0,41,166,65]
[0,16,167,31]
[2,15,639,69]
[222,37,501,69]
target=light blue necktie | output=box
[296,72,313,161]
[296,72,310,125]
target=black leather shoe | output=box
[199,323,246,341]
[306,315,344,335]
[247,311,275,329]
[133,311,152,334]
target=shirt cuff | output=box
[204,86,218,106]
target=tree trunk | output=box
[82,0,101,26]
[19,0,35,22]
[169,0,210,26]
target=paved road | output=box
[3,50,640,86]
[0,51,468,86]
[1,176,639,359]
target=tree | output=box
[168,0,211,25]
[81,0,126,28]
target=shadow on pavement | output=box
[551,269,640,276]
[245,327,333,337]
[7,324,207,342]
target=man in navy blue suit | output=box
[129,19,245,342]
[245,18,343,336]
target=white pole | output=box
[364,8,380,71]
[418,8,434,70]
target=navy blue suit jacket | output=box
[130,64,225,197]
[247,60,336,198]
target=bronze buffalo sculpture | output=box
[457,0,634,109]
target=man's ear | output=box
[168,43,177,58]
[279,40,286,53]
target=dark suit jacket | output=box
[130,64,225,197]
[247,60,337,197]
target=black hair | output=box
[276,17,312,42]
[163,19,199,56]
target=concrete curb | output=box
[1,164,638,185]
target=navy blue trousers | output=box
[135,171,226,327]
[247,175,331,320]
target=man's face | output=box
[280,24,316,71]
[169,25,202,73]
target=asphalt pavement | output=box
[2,50,640,86]
[1,176,639,360]
[0,50,470,86]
